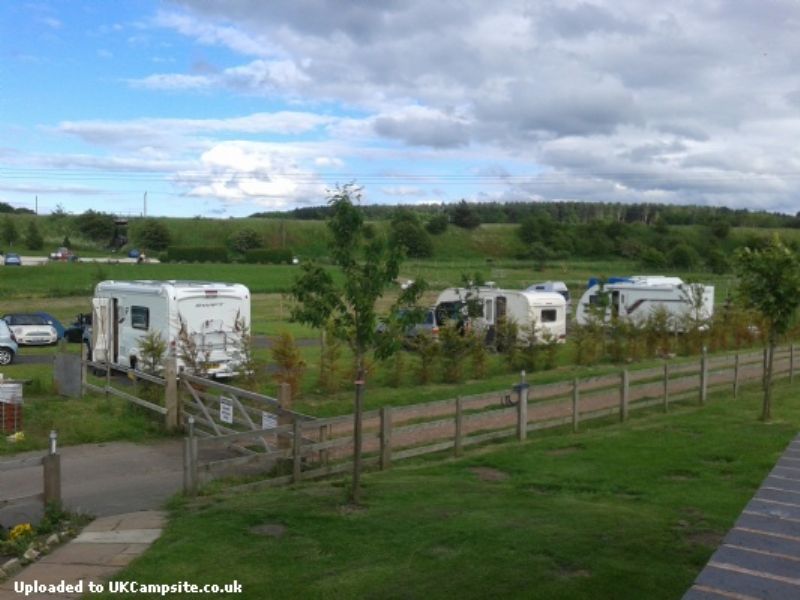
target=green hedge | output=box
[244,248,294,264]
[166,246,229,263]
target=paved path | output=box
[0,441,183,528]
[684,433,800,599]
[0,510,166,600]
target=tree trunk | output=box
[762,335,776,421]
[351,355,365,504]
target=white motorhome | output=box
[574,276,714,328]
[91,280,251,378]
[435,286,567,343]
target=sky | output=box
[2,1,800,218]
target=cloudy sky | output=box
[2,1,800,217]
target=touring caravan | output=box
[91,280,251,378]
[434,286,567,343]
[574,276,714,328]
[525,281,571,309]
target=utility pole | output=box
[35,195,38,215]
[143,192,147,218]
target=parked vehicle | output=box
[0,319,18,364]
[128,248,141,259]
[49,247,77,261]
[574,276,714,328]
[35,312,65,339]
[3,253,21,266]
[435,285,567,343]
[525,281,571,308]
[91,280,251,378]
[378,307,441,340]
[64,313,92,343]
[1,314,58,345]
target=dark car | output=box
[64,313,92,343]
[4,253,21,266]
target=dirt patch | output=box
[249,523,287,538]
[686,531,723,548]
[470,467,510,482]
[338,503,368,516]
[664,470,699,482]
[558,568,592,579]
[546,445,584,457]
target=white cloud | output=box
[141,0,800,211]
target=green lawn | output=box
[92,380,800,600]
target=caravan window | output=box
[484,299,494,323]
[540,309,558,323]
[131,306,149,330]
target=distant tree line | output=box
[251,200,800,229]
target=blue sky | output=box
[2,1,800,217]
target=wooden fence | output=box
[0,431,61,511]
[185,343,796,495]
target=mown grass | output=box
[0,392,167,456]
[93,380,800,600]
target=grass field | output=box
[89,380,800,600]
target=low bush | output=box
[244,248,294,264]
[166,246,229,263]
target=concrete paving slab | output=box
[725,528,800,557]
[711,545,800,580]
[745,498,800,520]
[697,563,800,599]
[73,529,162,544]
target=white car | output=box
[2,314,58,346]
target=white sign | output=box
[261,411,277,430]
[219,400,233,424]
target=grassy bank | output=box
[94,380,799,599]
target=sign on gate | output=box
[261,411,277,430]
[219,399,233,424]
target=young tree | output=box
[735,235,800,420]
[291,184,425,503]
[1,216,18,247]
[24,220,44,250]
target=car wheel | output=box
[0,347,14,365]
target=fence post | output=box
[183,416,198,496]
[164,357,179,432]
[277,383,292,450]
[571,378,580,433]
[454,397,463,457]
[662,361,669,412]
[292,419,302,484]
[699,346,708,405]
[517,371,529,442]
[80,343,87,397]
[380,406,392,470]
[733,352,740,400]
[319,424,329,466]
[42,430,61,508]
[620,370,629,422]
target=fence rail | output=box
[184,343,796,495]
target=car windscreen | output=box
[4,315,47,326]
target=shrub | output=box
[75,210,116,243]
[229,228,263,254]
[438,323,469,383]
[132,219,171,251]
[318,322,342,393]
[166,246,229,263]
[390,211,433,258]
[668,243,700,269]
[24,220,44,250]
[410,332,439,384]
[425,214,449,235]
[640,247,667,269]
[244,248,293,264]
[271,331,306,399]
[451,200,481,229]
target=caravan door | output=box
[91,297,112,363]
